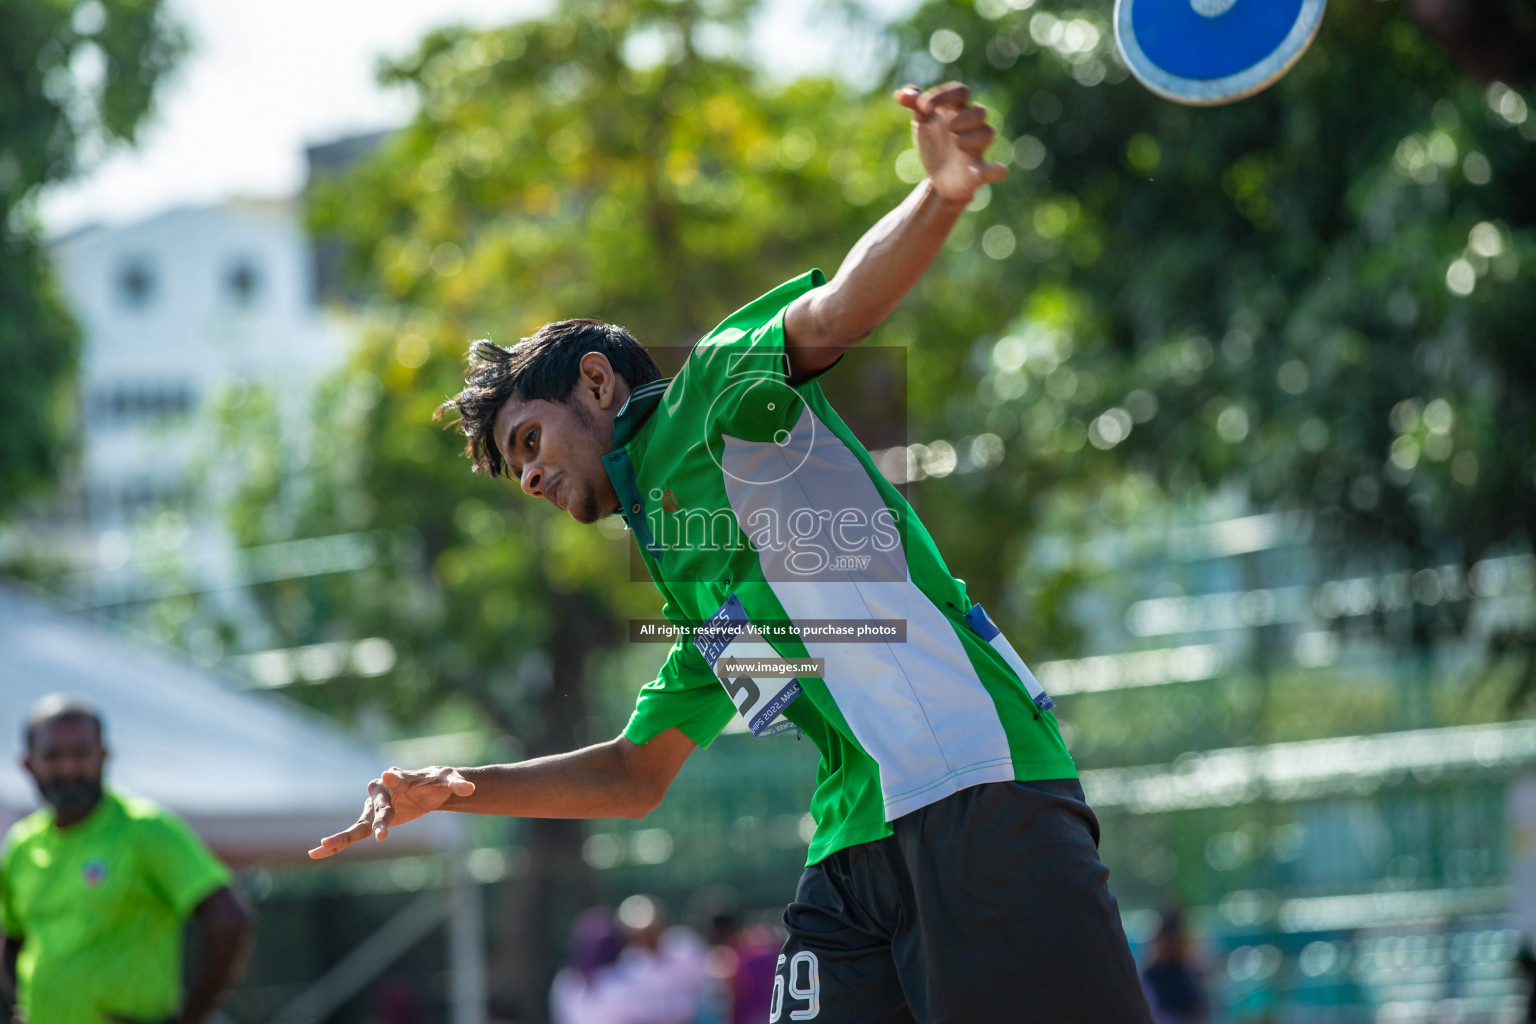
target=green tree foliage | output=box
[879,0,1536,686]
[0,0,183,511]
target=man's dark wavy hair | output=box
[436,319,662,479]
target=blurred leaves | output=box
[882,0,1536,696]
[0,0,185,513]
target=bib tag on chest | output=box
[965,603,1055,712]
[695,594,802,738]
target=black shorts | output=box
[772,779,1153,1024]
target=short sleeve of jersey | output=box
[135,808,232,918]
[682,268,829,443]
[624,637,736,748]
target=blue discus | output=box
[1113,0,1327,106]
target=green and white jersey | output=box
[607,270,1077,864]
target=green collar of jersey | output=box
[601,377,672,559]
[612,377,671,447]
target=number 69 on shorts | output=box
[770,950,821,1022]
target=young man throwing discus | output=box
[313,81,1153,1023]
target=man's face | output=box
[494,353,626,524]
[23,716,107,816]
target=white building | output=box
[42,199,354,626]
[55,199,348,524]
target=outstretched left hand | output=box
[894,81,1009,205]
[308,765,476,859]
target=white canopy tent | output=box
[0,584,460,861]
[0,585,484,1024]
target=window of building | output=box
[90,477,191,524]
[88,382,196,428]
[224,255,263,308]
[114,255,157,310]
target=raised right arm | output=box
[309,728,696,858]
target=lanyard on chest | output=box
[694,594,802,738]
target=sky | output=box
[39,0,915,238]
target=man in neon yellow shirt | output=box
[1,696,252,1024]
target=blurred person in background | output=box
[0,695,252,1024]
[365,981,426,1024]
[550,905,629,1024]
[1140,907,1210,1024]
[550,897,707,1024]
[1517,943,1536,1021]
[697,893,780,1024]
[610,895,708,1024]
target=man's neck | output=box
[52,795,103,830]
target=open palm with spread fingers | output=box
[308,766,475,859]
[894,81,1009,204]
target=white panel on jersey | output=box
[722,407,1015,821]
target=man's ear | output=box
[577,351,620,410]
